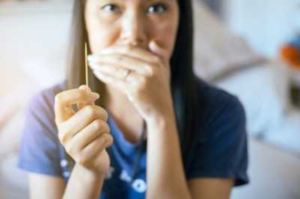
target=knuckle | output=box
[59,126,72,143]
[65,144,73,155]
[92,119,110,134]
[101,122,110,133]
[96,106,108,121]
[106,124,111,133]
[105,134,114,147]
[85,105,96,117]
[76,154,87,165]
[146,66,155,77]
[92,119,102,130]
[58,132,67,144]
[102,109,109,121]
[107,134,114,144]
[55,93,63,103]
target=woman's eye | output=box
[101,4,121,13]
[147,3,168,14]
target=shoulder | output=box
[187,78,249,186]
[18,82,67,177]
[194,78,246,132]
[24,81,67,129]
[193,77,247,149]
[195,78,244,115]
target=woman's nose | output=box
[120,13,148,46]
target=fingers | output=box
[89,54,152,76]
[64,119,110,155]
[68,133,113,165]
[93,70,131,93]
[88,41,168,80]
[88,41,166,68]
[77,85,95,110]
[97,45,159,64]
[54,86,112,168]
[90,62,142,82]
[58,105,108,144]
[55,88,100,123]
[80,133,113,163]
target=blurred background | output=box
[0,0,300,198]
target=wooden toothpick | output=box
[85,42,89,88]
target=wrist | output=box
[74,163,106,183]
[146,111,177,133]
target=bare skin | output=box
[28,0,234,198]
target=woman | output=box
[18,0,249,198]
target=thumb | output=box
[77,85,98,109]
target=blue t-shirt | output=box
[18,78,249,198]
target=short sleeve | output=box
[18,90,63,176]
[187,94,249,186]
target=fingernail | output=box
[149,40,156,47]
[149,41,157,53]
[79,85,86,90]
[79,85,91,93]
[90,92,100,99]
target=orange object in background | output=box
[280,40,300,108]
[280,44,300,69]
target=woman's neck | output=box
[102,85,144,143]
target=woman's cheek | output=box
[149,21,178,58]
[88,24,120,54]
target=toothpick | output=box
[85,42,89,88]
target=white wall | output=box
[224,0,300,58]
[0,1,73,91]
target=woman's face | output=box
[84,0,179,61]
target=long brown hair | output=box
[65,0,198,174]
[65,0,105,106]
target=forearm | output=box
[146,111,192,199]
[63,164,105,199]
